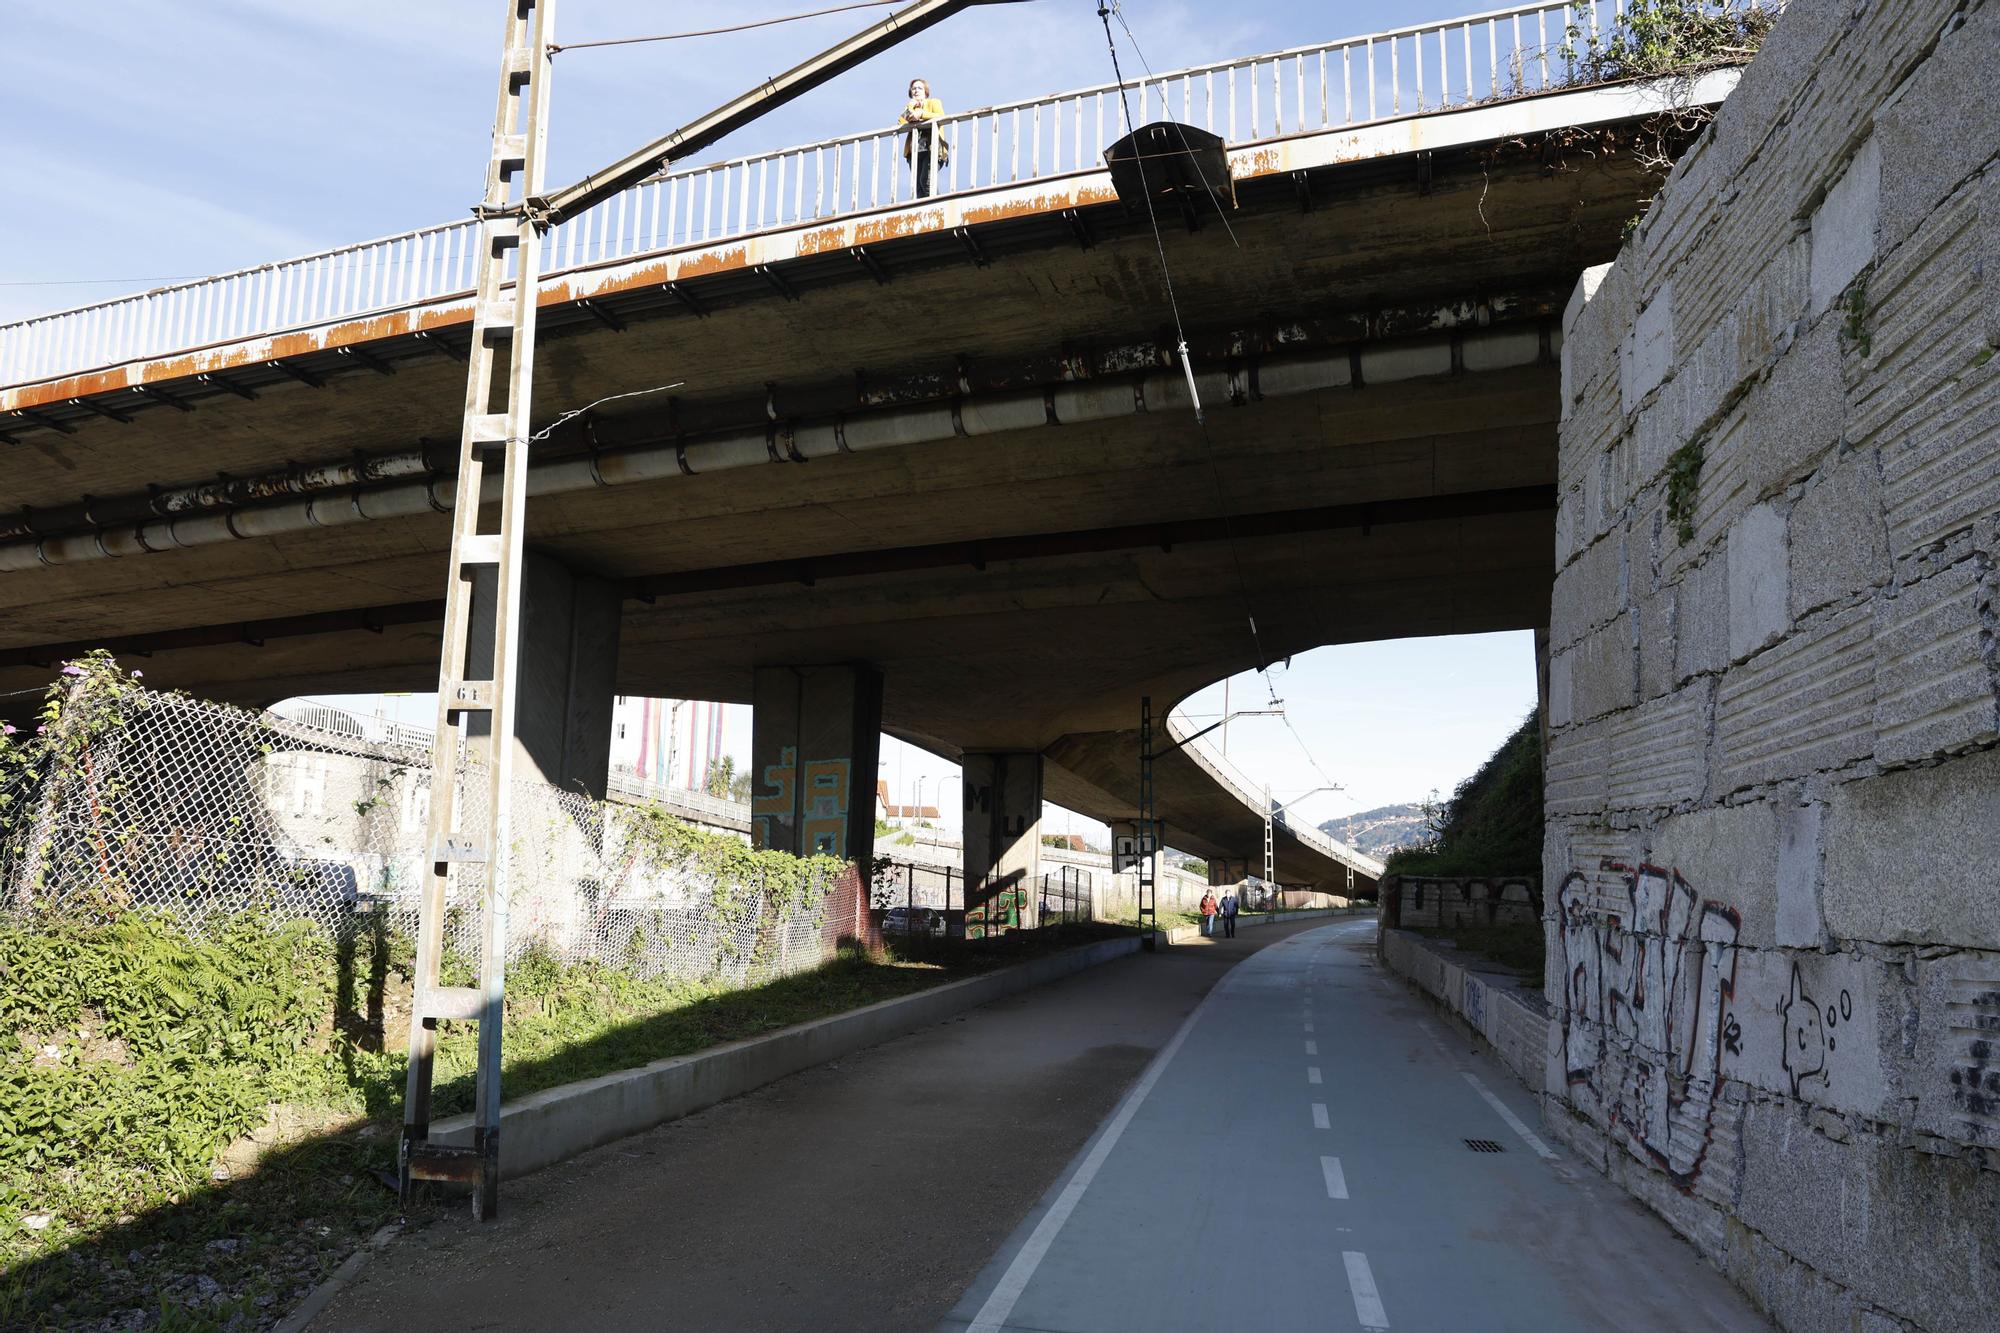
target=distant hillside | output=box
[1383,709,1544,878]
[1318,803,1430,857]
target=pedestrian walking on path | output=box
[1219,888,1239,938]
[1198,889,1219,937]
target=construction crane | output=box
[401,0,1028,1221]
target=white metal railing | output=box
[1166,711,1386,879]
[0,0,1761,392]
[603,769,751,827]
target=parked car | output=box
[883,906,944,936]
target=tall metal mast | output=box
[400,0,1015,1222]
[400,0,558,1222]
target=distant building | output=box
[608,696,731,792]
[874,780,939,826]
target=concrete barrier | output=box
[432,934,1141,1179]
[1377,926,1549,1095]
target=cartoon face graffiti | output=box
[1778,964,1827,1095]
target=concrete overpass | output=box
[0,1,1750,903]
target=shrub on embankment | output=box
[0,898,1128,1328]
[1383,708,1543,879]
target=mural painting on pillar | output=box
[752,749,854,857]
[801,758,853,858]
[752,744,798,853]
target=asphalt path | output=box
[942,918,1769,1332]
[313,920,1326,1331]
[314,916,1766,1330]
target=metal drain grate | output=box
[1464,1138,1506,1153]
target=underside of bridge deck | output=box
[0,123,1651,877]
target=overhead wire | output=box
[1094,3,1278,703]
[547,1,905,53]
[1103,2,1241,251]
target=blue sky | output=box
[1,0,1488,320]
[8,0,1543,837]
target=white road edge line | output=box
[1343,1251,1389,1329]
[1321,1155,1349,1199]
[1307,1065,1323,1084]
[962,932,1282,1333]
[1312,1102,1330,1130]
[1462,1071,1557,1159]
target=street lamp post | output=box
[1269,785,1344,907]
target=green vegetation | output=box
[1841,277,1873,360]
[1666,438,1706,544]
[0,904,1129,1329]
[1383,709,1544,879]
[701,754,753,803]
[1562,0,1773,83]
[1412,922,1546,983]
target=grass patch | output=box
[1412,923,1546,983]
[0,910,1130,1330]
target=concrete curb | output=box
[1157,906,1363,947]
[430,934,1142,1179]
[273,1224,400,1333]
[1376,926,1550,1095]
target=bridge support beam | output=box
[750,664,882,865]
[961,752,1043,936]
[468,549,620,801]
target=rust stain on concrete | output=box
[676,246,750,279]
[5,181,1083,415]
[854,209,944,245]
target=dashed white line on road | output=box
[1343,1251,1389,1329]
[1463,1072,1557,1159]
[1312,1102,1330,1129]
[1304,1020,1315,1033]
[1307,1066,1323,1085]
[1320,1155,1349,1199]
[1305,1039,1318,1055]
[963,959,1227,1333]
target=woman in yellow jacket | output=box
[900,78,948,198]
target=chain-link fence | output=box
[870,859,1100,936]
[0,670,855,988]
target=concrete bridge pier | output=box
[961,752,1043,934]
[468,548,621,801]
[749,664,883,867]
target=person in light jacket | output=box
[1219,888,1239,939]
[900,77,948,198]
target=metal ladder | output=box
[399,0,557,1222]
[1138,696,1158,947]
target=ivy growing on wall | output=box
[1666,439,1707,545]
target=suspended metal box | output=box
[1103,121,1236,213]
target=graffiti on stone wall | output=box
[1778,962,1853,1098]
[1395,876,1539,929]
[1555,860,1741,1191]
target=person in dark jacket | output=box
[1219,888,1239,938]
